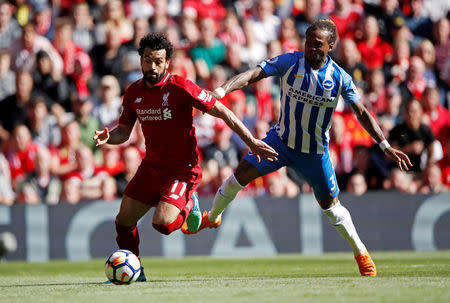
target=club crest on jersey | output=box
[323,79,334,91]
[135,97,142,103]
[162,92,170,106]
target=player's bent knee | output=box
[152,222,176,235]
[316,196,339,209]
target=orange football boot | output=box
[181,211,221,234]
[355,251,377,276]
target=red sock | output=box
[115,222,140,256]
[152,200,194,235]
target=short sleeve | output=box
[118,87,137,126]
[182,78,216,113]
[340,68,360,105]
[258,52,299,77]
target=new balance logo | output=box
[135,98,142,103]
[163,108,172,120]
[162,92,170,106]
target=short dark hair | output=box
[306,19,338,45]
[138,32,174,60]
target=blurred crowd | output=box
[0,0,449,206]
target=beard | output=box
[142,66,166,85]
[307,51,325,67]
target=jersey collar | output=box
[153,71,170,88]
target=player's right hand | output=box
[93,127,110,146]
[249,139,278,163]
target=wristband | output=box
[214,87,226,99]
[379,140,391,151]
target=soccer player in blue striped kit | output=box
[182,19,412,276]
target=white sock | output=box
[209,174,244,222]
[323,201,367,256]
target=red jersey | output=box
[119,72,216,168]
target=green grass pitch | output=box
[1,251,449,303]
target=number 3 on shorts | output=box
[329,175,336,194]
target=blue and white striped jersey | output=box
[259,51,360,154]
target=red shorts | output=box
[123,163,202,210]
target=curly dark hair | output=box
[138,32,174,60]
[306,19,338,45]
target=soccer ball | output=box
[105,249,141,285]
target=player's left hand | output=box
[249,139,278,162]
[384,147,412,171]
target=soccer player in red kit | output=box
[93,32,277,281]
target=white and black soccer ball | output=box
[104,249,141,285]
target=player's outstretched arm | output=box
[207,101,278,162]
[210,67,266,100]
[349,102,412,171]
[93,124,133,146]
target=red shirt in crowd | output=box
[119,72,216,168]
[357,36,393,69]
[182,0,226,21]
[7,142,39,181]
[330,5,364,39]
[424,105,450,152]
[343,110,377,148]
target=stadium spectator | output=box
[182,0,226,22]
[122,18,150,54]
[336,39,367,86]
[330,0,364,40]
[16,146,61,205]
[168,49,196,82]
[100,176,117,201]
[279,17,302,53]
[92,75,122,129]
[364,0,405,43]
[405,0,433,45]
[59,177,81,204]
[295,0,328,38]
[25,96,61,147]
[329,114,353,176]
[439,138,450,188]
[32,2,54,41]
[179,15,200,49]
[9,23,63,81]
[414,39,437,87]
[389,98,436,173]
[421,87,449,150]
[94,0,133,45]
[250,0,281,45]
[189,17,226,81]
[0,71,35,133]
[398,56,427,102]
[4,124,39,185]
[217,10,246,47]
[387,39,410,84]
[114,145,141,197]
[346,145,386,190]
[50,120,81,179]
[240,18,267,68]
[383,168,417,193]
[417,163,448,193]
[346,172,368,196]
[228,90,256,155]
[71,1,95,52]
[0,0,21,49]
[365,69,387,115]
[382,85,402,123]
[0,50,15,101]
[0,153,14,205]
[432,18,450,75]
[32,50,70,110]
[127,0,154,20]
[90,27,128,86]
[203,119,240,169]
[357,15,393,70]
[71,94,100,153]
[73,144,109,201]
[150,0,177,33]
